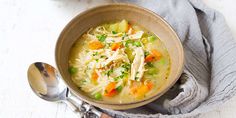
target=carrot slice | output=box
[88,41,104,50]
[151,49,162,60]
[145,49,162,62]
[91,70,99,81]
[104,89,117,97]
[105,82,116,93]
[146,81,153,90]
[111,43,121,51]
[145,55,155,62]
[135,84,149,99]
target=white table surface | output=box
[0,0,236,117]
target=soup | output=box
[68,20,170,103]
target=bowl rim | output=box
[55,3,184,106]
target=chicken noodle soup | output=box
[69,20,170,103]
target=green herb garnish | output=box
[97,34,107,42]
[144,51,150,57]
[100,55,106,58]
[92,52,98,56]
[122,33,127,40]
[114,75,123,81]
[112,31,117,34]
[146,62,154,67]
[105,69,113,77]
[116,86,123,92]
[121,63,131,71]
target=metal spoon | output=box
[27,62,111,118]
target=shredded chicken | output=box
[105,37,123,43]
[101,49,130,67]
[130,47,145,81]
[128,31,144,40]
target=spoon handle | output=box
[68,95,112,118]
[64,100,84,118]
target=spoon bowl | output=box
[27,62,68,102]
[27,62,110,118]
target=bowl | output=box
[55,3,184,110]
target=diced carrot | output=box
[135,84,149,99]
[104,82,117,97]
[104,89,117,97]
[91,70,98,81]
[88,41,104,50]
[111,43,121,51]
[105,82,116,93]
[145,49,162,62]
[146,81,153,90]
[151,49,162,60]
[145,54,155,62]
[138,85,149,93]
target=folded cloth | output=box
[100,0,236,117]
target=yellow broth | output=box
[68,20,170,103]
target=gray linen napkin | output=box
[99,0,236,117]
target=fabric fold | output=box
[102,0,236,117]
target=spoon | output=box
[27,62,111,118]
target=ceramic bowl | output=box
[55,4,184,110]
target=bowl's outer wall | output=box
[55,4,184,110]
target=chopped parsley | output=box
[121,63,131,71]
[144,51,150,57]
[112,31,117,34]
[114,76,123,81]
[96,34,107,42]
[122,33,127,40]
[105,69,113,77]
[116,86,123,92]
[100,55,106,58]
[146,62,154,67]
[92,52,98,56]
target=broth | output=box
[68,20,170,103]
